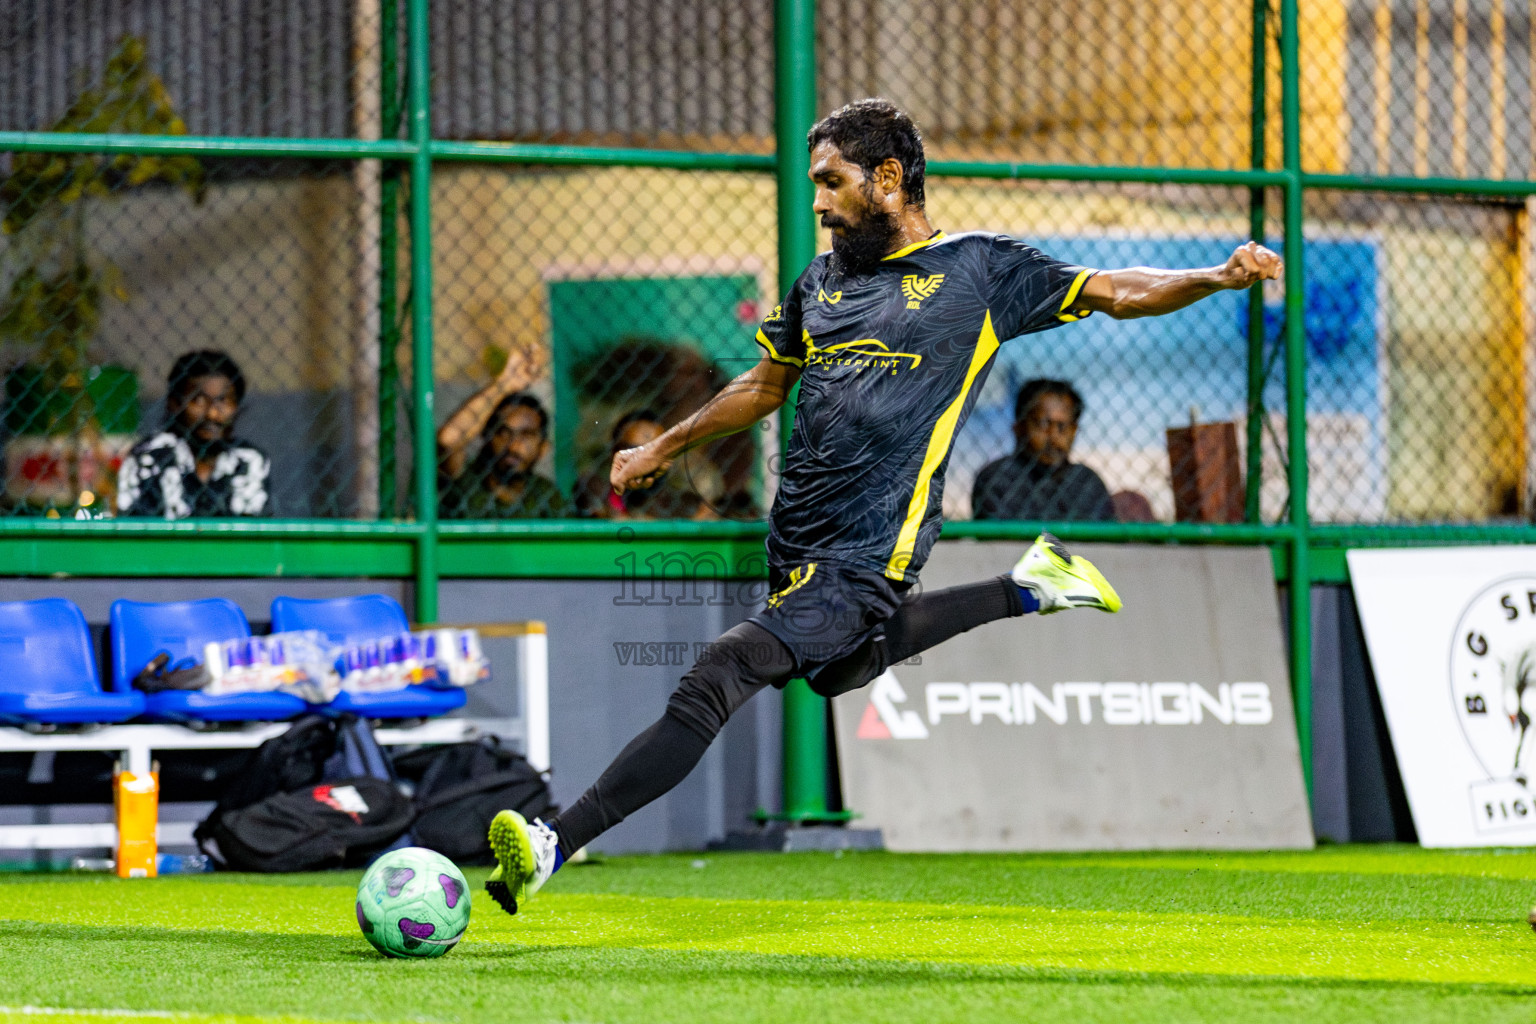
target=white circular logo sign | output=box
[1449,576,1536,793]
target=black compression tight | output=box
[549,575,1024,857]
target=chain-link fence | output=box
[0,11,410,520]
[0,146,409,518]
[819,0,1268,170]
[0,1,394,140]
[1312,0,1536,180]
[431,164,776,522]
[0,0,1532,534]
[1298,0,1536,527]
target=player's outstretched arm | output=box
[1079,241,1282,320]
[611,355,800,495]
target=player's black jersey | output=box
[756,230,1096,583]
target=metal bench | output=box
[0,621,548,854]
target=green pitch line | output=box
[0,848,1531,1024]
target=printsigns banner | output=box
[833,542,1313,851]
[1348,547,1536,847]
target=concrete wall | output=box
[437,578,777,854]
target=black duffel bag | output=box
[199,776,415,873]
[195,714,415,872]
[393,737,554,863]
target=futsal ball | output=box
[355,847,471,958]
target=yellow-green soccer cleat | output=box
[485,809,559,916]
[1010,532,1122,614]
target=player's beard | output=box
[825,198,900,276]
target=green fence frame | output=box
[2,0,1535,818]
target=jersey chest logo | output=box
[805,336,923,375]
[817,288,843,305]
[901,273,945,309]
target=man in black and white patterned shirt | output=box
[117,350,272,519]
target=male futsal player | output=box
[485,98,1282,913]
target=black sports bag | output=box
[198,776,415,873]
[195,714,415,871]
[202,713,337,820]
[393,737,554,863]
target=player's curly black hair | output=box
[807,98,926,209]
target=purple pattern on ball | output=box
[384,866,415,897]
[355,901,373,933]
[398,918,435,940]
[439,874,462,909]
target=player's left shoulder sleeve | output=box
[982,234,1099,340]
[755,258,821,368]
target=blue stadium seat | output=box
[0,598,145,725]
[109,598,308,723]
[270,594,467,718]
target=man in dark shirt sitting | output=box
[116,350,272,519]
[439,392,570,518]
[971,378,1113,522]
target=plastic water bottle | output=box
[434,628,463,685]
[202,640,227,683]
[249,635,275,688]
[379,635,406,690]
[268,636,288,679]
[457,629,490,685]
[335,646,357,690]
[156,853,214,874]
[227,638,254,690]
[419,631,440,684]
[361,640,383,690]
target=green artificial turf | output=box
[0,847,1531,1024]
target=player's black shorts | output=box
[748,560,908,677]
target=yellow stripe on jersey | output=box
[1056,268,1095,322]
[884,310,1002,581]
[755,327,805,367]
[882,230,948,262]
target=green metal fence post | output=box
[407,0,438,622]
[377,0,402,517]
[1280,0,1312,796]
[1244,0,1267,523]
[774,0,827,823]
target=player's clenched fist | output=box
[611,444,673,495]
[1220,241,1282,289]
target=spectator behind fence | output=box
[575,409,715,520]
[117,350,272,519]
[438,391,571,519]
[436,343,569,518]
[971,378,1114,522]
